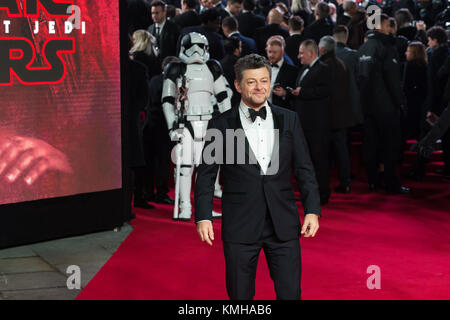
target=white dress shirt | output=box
[239,101,274,174]
[269,58,283,103]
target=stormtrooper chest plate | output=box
[183,64,215,116]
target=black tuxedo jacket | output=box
[294,60,332,131]
[194,104,321,244]
[272,61,299,111]
[303,18,334,45]
[285,34,304,67]
[148,20,180,60]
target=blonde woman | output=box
[130,29,160,79]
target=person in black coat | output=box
[172,0,202,29]
[291,40,332,204]
[148,0,180,61]
[319,36,356,193]
[333,25,363,125]
[221,16,257,57]
[291,0,313,27]
[220,37,242,107]
[237,0,266,38]
[195,54,321,300]
[178,8,225,60]
[266,35,299,111]
[130,29,161,81]
[254,8,290,55]
[143,57,179,205]
[303,2,334,45]
[285,16,305,67]
[126,58,154,210]
[402,42,428,141]
[358,14,410,194]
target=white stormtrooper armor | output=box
[162,32,232,221]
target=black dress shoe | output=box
[145,194,156,202]
[334,185,351,194]
[386,186,411,194]
[155,194,175,205]
[133,199,155,209]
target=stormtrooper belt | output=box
[184,114,213,121]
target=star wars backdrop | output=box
[0,0,122,205]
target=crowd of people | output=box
[126,0,450,210]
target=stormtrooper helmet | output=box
[179,32,210,64]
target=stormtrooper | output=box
[162,32,232,221]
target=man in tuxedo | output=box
[237,0,266,39]
[224,0,242,17]
[148,0,180,62]
[265,36,298,110]
[291,40,332,204]
[195,54,321,300]
[304,2,334,44]
[285,16,305,67]
[172,0,202,30]
[222,16,257,57]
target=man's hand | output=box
[0,135,72,185]
[197,220,214,246]
[416,21,426,31]
[301,214,319,237]
[426,112,439,125]
[291,87,301,96]
[272,86,287,97]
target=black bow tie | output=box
[271,63,279,68]
[248,107,267,122]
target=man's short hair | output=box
[183,0,198,9]
[394,8,413,27]
[151,0,166,10]
[333,25,348,43]
[427,26,448,45]
[342,0,356,12]
[224,36,241,54]
[319,35,336,54]
[234,54,271,83]
[242,0,256,11]
[300,39,318,54]
[288,16,304,31]
[222,16,239,31]
[266,35,286,49]
[228,0,243,5]
[316,2,330,20]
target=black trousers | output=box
[143,124,171,197]
[363,113,402,190]
[331,128,351,187]
[222,213,301,300]
[304,129,331,200]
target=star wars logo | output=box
[0,0,80,86]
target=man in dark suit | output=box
[220,37,242,107]
[178,8,225,60]
[221,16,257,57]
[304,2,334,44]
[286,16,305,67]
[172,0,202,30]
[319,36,356,194]
[143,56,178,205]
[291,40,332,204]
[254,8,290,55]
[195,54,321,300]
[265,35,298,111]
[237,0,266,38]
[333,25,363,125]
[148,0,180,61]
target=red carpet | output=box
[77,152,450,300]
